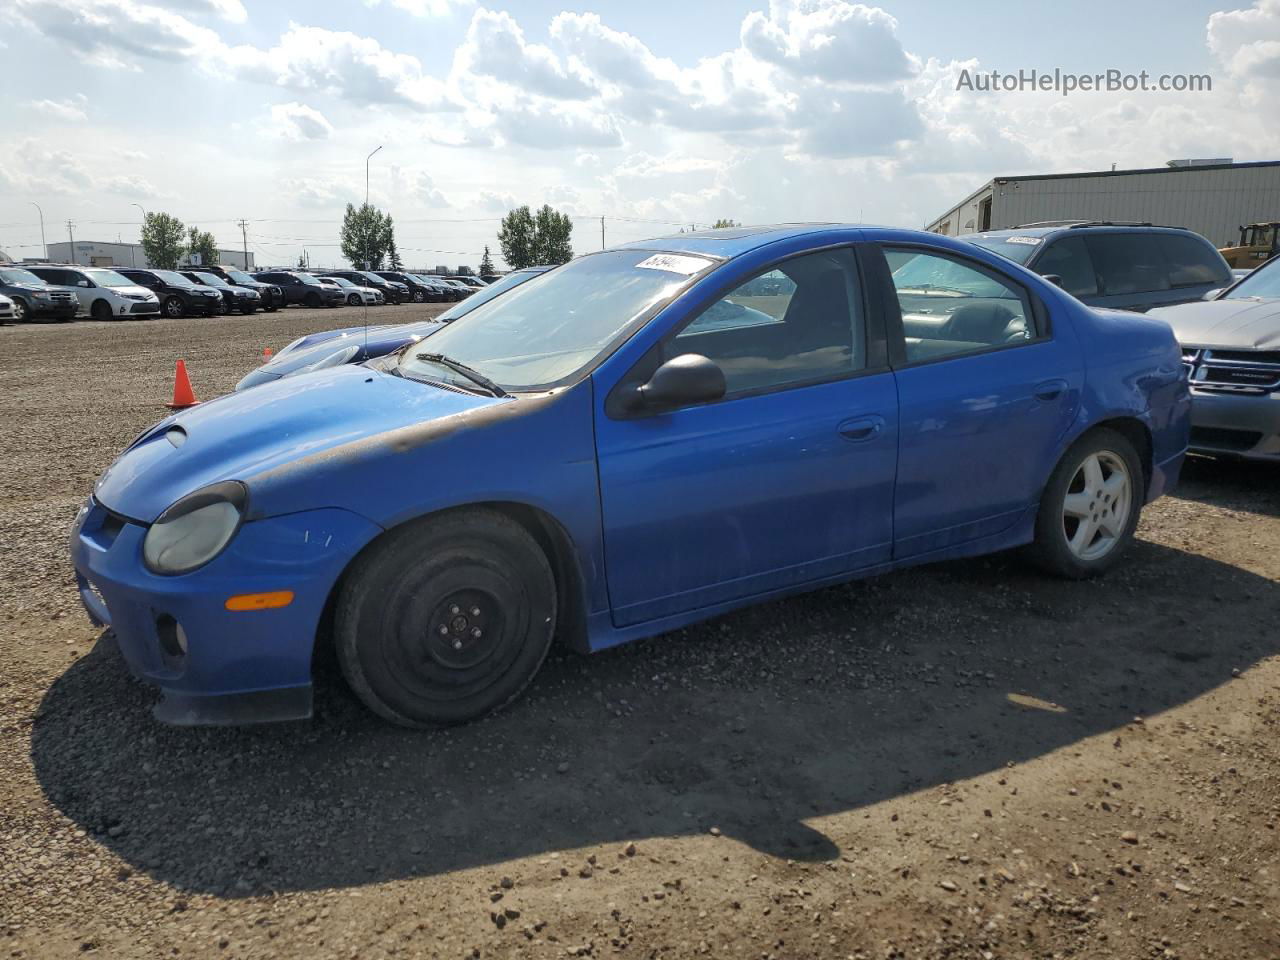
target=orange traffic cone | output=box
[262,347,273,364]
[166,360,200,410]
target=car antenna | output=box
[363,144,382,363]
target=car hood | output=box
[1147,298,1280,349]
[94,364,501,522]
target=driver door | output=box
[594,246,899,627]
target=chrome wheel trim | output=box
[1062,450,1132,562]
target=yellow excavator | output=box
[1218,222,1280,268]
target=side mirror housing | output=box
[634,354,726,411]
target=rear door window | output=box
[1084,234,1171,295]
[1033,237,1097,297]
[1157,234,1230,287]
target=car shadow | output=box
[31,539,1280,896]
[1171,453,1280,518]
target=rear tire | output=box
[1029,428,1144,579]
[336,509,557,727]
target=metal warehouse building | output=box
[41,240,256,271]
[926,159,1280,248]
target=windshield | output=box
[195,272,230,288]
[963,234,1043,266]
[296,273,322,286]
[226,269,254,284]
[0,268,45,285]
[359,272,389,286]
[1224,259,1280,299]
[437,268,549,322]
[887,250,1015,298]
[326,276,356,288]
[153,270,195,285]
[84,268,135,288]
[397,249,712,391]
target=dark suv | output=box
[187,265,283,312]
[117,268,223,318]
[374,271,442,303]
[0,265,79,322]
[964,222,1232,312]
[254,270,345,308]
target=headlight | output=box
[143,481,247,575]
[34,291,52,300]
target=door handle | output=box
[838,415,885,442]
[1033,378,1068,401]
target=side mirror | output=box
[635,354,726,411]
[1041,274,1065,289]
[78,280,91,287]
[1202,288,1223,301]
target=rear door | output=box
[874,243,1083,559]
[594,245,899,627]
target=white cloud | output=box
[226,24,457,111]
[452,9,595,100]
[740,0,917,83]
[477,190,516,212]
[0,138,164,200]
[364,0,474,16]
[13,0,222,69]
[281,176,351,209]
[271,101,334,141]
[27,94,88,122]
[160,0,247,23]
[497,103,623,149]
[574,152,601,167]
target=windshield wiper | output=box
[414,353,509,398]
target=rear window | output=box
[1084,235,1171,295]
[964,234,1043,265]
[1157,234,1230,287]
[1033,237,1097,297]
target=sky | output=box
[3,0,1278,271]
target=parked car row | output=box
[0,261,488,322]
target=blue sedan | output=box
[70,225,1190,726]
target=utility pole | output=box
[29,202,46,260]
[66,220,76,264]
[237,218,249,270]
[600,215,605,250]
[131,203,146,266]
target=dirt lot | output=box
[2,305,1278,959]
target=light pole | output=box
[364,145,383,270]
[130,202,146,266]
[365,145,383,206]
[29,202,47,260]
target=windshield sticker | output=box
[635,253,714,275]
[1005,236,1042,245]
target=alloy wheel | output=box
[1061,450,1132,561]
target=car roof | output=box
[971,223,1202,242]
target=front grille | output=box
[50,291,75,303]
[1182,347,1280,394]
[1189,426,1264,452]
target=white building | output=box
[42,240,256,270]
[925,159,1280,248]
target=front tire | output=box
[1029,428,1143,579]
[91,300,114,322]
[412,290,425,303]
[336,509,557,727]
[12,298,29,322]
[163,296,184,319]
[348,293,361,306]
[305,292,322,308]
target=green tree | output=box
[532,204,573,265]
[498,205,536,269]
[387,234,403,270]
[712,219,740,229]
[340,202,392,269]
[479,245,495,276]
[186,225,219,265]
[140,212,186,269]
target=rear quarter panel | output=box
[1068,304,1191,492]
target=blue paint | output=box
[70,225,1190,724]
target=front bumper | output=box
[127,301,161,315]
[71,498,382,725]
[1188,388,1280,460]
[30,300,80,318]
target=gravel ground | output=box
[2,306,1278,959]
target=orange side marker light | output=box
[225,590,295,612]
